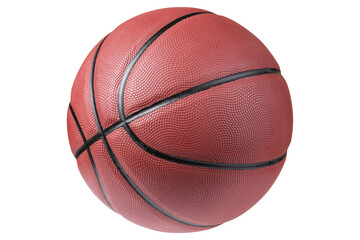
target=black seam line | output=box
[127,116,287,170]
[69,104,88,145]
[114,8,286,172]
[89,35,217,228]
[75,132,101,158]
[118,11,212,121]
[122,68,284,170]
[126,68,281,122]
[90,35,109,133]
[69,104,113,209]
[74,68,280,159]
[74,121,125,158]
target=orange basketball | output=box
[67,7,293,232]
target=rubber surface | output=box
[67,7,293,232]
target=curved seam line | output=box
[121,69,285,170]
[115,8,285,171]
[126,68,280,122]
[90,34,217,228]
[75,132,102,158]
[118,11,212,121]
[69,103,113,209]
[74,69,280,159]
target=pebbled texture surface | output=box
[129,73,292,165]
[89,136,216,232]
[93,8,206,130]
[67,107,83,155]
[77,150,110,208]
[70,40,103,140]
[123,13,280,116]
[106,127,286,225]
[67,7,293,232]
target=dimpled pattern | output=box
[130,74,292,164]
[67,7,293,232]
[77,151,110,208]
[93,7,205,130]
[123,13,279,116]
[89,131,214,232]
[66,108,83,155]
[106,128,285,225]
[70,40,103,139]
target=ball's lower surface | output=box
[67,7,293,232]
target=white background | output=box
[1,0,359,239]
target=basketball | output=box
[67,7,292,232]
